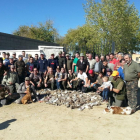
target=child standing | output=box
[98,76,112,102]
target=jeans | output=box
[56,80,61,89]
[102,88,109,100]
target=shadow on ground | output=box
[0,119,17,130]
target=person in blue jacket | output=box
[48,53,59,74]
[117,59,125,80]
[37,53,48,78]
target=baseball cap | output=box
[9,56,13,59]
[40,52,44,55]
[18,55,23,58]
[80,53,84,57]
[112,71,119,76]
[12,52,16,55]
[89,70,94,74]
[25,77,30,81]
[66,54,69,57]
[51,53,54,56]
[58,51,62,55]
[106,68,112,72]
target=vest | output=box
[112,78,126,100]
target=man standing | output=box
[117,59,125,80]
[57,51,66,70]
[48,53,59,74]
[3,52,10,65]
[94,55,104,74]
[34,54,39,68]
[37,52,48,78]
[66,54,73,73]
[109,53,119,65]
[2,52,6,61]
[123,54,140,112]
[88,53,96,70]
[103,60,114,75]
[76,53,89,73]
[72,52,79,74]
[26,57,35,76]
[5,56,15,70]
[14,55,26,84]
[12,52,18,63]
[22,51,28,63]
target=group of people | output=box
[0,51,140,113]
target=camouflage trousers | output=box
[126,79,138,110]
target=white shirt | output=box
[77,72,87,82]
[100,81,112,90]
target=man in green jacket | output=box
[110,71,126,107]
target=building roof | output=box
[0,32,60,50]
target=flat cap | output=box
[58,51,62,55]
[12,52,16,55]
[9,56,13,59]
[18,55,23,58]
[80,53,84,57]
[25,77,30,81]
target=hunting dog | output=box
[21,87,32,104]
[104,106,132,115]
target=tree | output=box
[13,20,59,43]
[83,0,140,54]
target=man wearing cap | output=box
[110,71,126,107]
[57,51,66,70]
[66,54,73,73]
[37,52,48,79]
[5,56,15,70]
[106,68,113,81]
[88,53,96,70]
[14,55,26,84]
[12,52,18,63]
[2,65,19,94]
[48,53,59,74]
[16,77,39,104]
[123,54,140,112]
[76,53,89,73]
[87,70,98,91]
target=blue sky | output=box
[0,0,139,37]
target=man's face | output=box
[61,68,65,73]
[110,55,114,60]
[51,55,54,59]
[69,70,72,75]
[35,55,38,60]
[49,68,53,73]
[40,54,44,59]
[6,55,9,59]
[124,55,131,64]
[59,54,62,57]
[13,54,16,58]
[75,53,79,58]
[34,68,38,74]
[88,54,92,59]
[118,55,123,61]
[9,58,13,63]
[30,58,33,63]
[80,56,84,60]
[66,56,69,60]
[89,73,94,77]
[103,61,107,66]
[101,56,104,61]
[95,57,99,62]
[107,72,111,76]
[25,80,30,85]
[99,73,103,78]
[113,76,118,80]
[18,57,23,61]
[22,52,25,57]
[2,53,6,58]
[106,56,110,60]
[121,60,126,67]
[79,70,83,75]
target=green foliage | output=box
[13,20,59,43]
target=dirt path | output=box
[0,102,140,140]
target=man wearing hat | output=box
[48,53,59,74]
[14,55,26,84]
[76,53,89,73]
[16,77,39,104]
[110,71,126,107]
[2,65,19,94]
[12,52,18,63]
[66,54,73,73]
[5,56,15,70]
[57,51,66,70]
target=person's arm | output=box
[86,65,89,74]
[112,81,124,93]
[45,59,48,71]
[17,84,25,94]
[30,81,35,86]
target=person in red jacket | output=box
[109,53,119,65]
